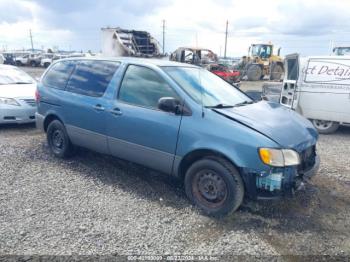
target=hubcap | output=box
[52,130,64,150]
[313,119,333,130]
[193,170,228,208]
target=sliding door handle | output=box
[93,104,105,111]
[109,108,123,116]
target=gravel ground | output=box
[0,67,349,257]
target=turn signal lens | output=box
[259,148,285,167]
[259,148,300,167]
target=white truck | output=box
[280,54,350,134]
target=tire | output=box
[44,62,50,68]
[16,61,22,66]
[271,64,283,80]
[47,120,75,158]
[185,156,244,217]
[312,119,339,134]
[247,64,262,81]
[30,61,36,67]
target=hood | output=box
[0,83,36,99]
[214,101,318,152]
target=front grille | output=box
[21,99,36,107]
[298,145,316,173]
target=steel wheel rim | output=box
[192,169,228,208]
[313,120,333,130]
[51,129,64,152]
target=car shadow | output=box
[30,139,350,239]
[0,122,36,130]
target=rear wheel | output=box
[312,119,339,134]
[271,64,283,80]
[30,61,36,67]
[44,62,50,68]
[185,157,244,217]
[47,120,75,158]
[247,64,262,81]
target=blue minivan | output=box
[36,57,319,216]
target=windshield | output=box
[252,45,272,58]
[0,67,35,85]
[163,66,251,107]
[334,47,350,56]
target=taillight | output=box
[35,89,40,102]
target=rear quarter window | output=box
[66,60,120,97]
[42,61,75,89]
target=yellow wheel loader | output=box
[239,43,284,81]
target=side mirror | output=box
[158,97,181,114]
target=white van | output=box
[280,54,350,134]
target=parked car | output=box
[40,53,54,68]
[27,53,42,67]
[207,63,240,85]
[0,54,4,64]
[15,54,29,66]
[280,54,350,134]
[2,53,16,65]
[0,65,37,124]
[36,57,319,216]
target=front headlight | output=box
[259,148,300,167]
[0,97,20,106]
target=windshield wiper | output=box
[11,82,33,84]
[205,103,234,109]
[233,100,254,107]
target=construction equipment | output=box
[239,43,284,81]
[101,27,162,57]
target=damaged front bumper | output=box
[241,155,320,200]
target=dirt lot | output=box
[0,67,349,258]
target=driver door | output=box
[106,64,183,174]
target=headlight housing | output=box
[259,148,300,167]
[0,97,20,106]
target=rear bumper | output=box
[35,112,45,131]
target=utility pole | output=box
[29,29,34,52]
[162,20,165,55]
[224,20,228,58]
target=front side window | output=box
[66,60,120,97]
[119,65,179,109]
[42,61,75,89]
[163,66,250,107]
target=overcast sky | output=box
[1,0,350,57]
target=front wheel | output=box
[185,157,244,217]
[312,119,339,134]
[47,120,75,158]
[246,64,262,81]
